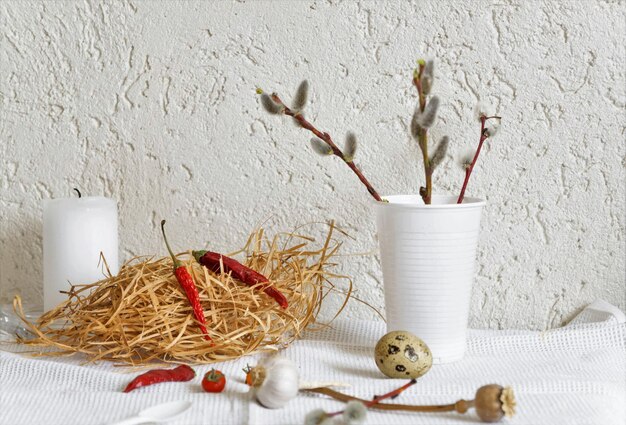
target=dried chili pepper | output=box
[161,220,212,341]
[192,250,288,309]
[202,369,226,393]
[123,364,196,393]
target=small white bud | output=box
[484,118,501,137]
[310,137,333,156]
[474,100,494,122]
[343,132,357,162]
[459,151,474,170]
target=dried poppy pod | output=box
[474,384,516,422]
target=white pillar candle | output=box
[43,196,118,311]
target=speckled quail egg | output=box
[374,330,433,379]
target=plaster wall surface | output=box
[1,0,624,329]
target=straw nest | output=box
[14,223,351,365]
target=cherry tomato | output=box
[202,369,226,393]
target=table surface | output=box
[1,300,625,425]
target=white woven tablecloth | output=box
[1,299,625,425]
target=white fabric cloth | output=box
[1,299,624,425]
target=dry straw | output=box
[14,223,351,366]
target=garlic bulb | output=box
[249,355,299,409]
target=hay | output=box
[14,223,351,365]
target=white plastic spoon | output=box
[110,400,192,425]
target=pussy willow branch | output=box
[269,94,383,202]
[306,385,474,414]
[456,115,500,204]
[413,62,432,204]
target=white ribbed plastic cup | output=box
[375,194,485,364]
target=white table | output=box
[1,300,624,425]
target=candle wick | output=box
[73,188,82,198]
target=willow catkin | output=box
[310,137,333,156]
[343,133,358,162]
[260,94,283,114]
[417,96,439,129]
[429,136,449,170]
[292,80,309,111]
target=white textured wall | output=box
[1,0,624,330]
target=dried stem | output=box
[325,379,419,418]
[366,378,418,407]
[269,94,382,202]
[413,62,432,204]
[306,386,474,414]
[456,115,500,204]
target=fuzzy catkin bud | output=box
[420,60,435,95]
[474,101,494,122]
[304,409,329,425]
[424,59,434,78]
[429,136,449,169]
[410,105,421,138]
[310,137,333,156]
[343,132,357,162]
[484,118,501,137]
[417,96,439,129]
[292,80,309,111]
[260,94,282,114]
[459,152,474,170]
[342,401,367,424]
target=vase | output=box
[374,194,485,364]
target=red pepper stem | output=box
[161,220,182,269]
[193,250,207,263]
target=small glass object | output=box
[0,303,39,341]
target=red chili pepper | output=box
[202,369,226,393]
[161,220,212,341]
[192,250,288,309]
[123,364,195,393]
